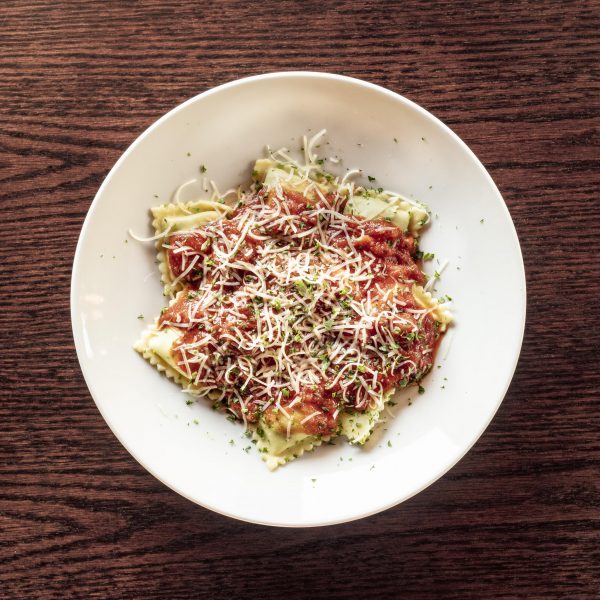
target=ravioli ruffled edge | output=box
[252,425,329,471]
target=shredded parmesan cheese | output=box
[138,132,452,450]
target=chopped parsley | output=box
[136,146,452,471]
[294,280,311,297]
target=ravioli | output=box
[151,199,230,295]
[135,137,452,470]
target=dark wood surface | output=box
[1,1,598,598]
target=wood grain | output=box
[1,1,598,598]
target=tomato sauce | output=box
[159,187,441,437]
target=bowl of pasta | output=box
[71,72,525,526]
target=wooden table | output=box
[2,1,598,597]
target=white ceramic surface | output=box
[71,72,526,527]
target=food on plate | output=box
[134,131,452,469]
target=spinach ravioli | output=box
[135,131,452,469]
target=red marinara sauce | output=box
[158,188,441,437]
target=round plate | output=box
[71,72,526,527]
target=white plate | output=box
[71,72,526,527]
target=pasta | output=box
[134,132,452,469]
